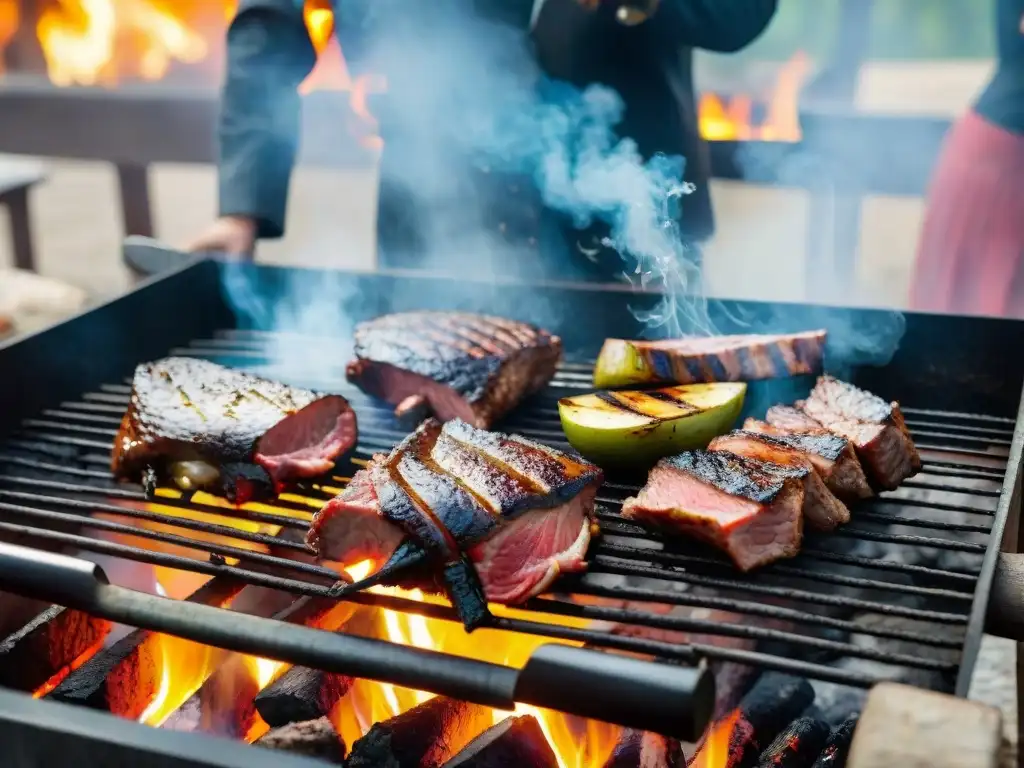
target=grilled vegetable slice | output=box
[558,383,747,467]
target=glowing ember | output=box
[698,52,810,142]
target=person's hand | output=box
[186,215,257,257]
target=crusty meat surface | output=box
[764,405,826,433]
[598,330,826,387]
[709,431,851,530]
[622,450,805,571]
[740,418,873,501]
[111,357,356,496]
[345,312,562,429]
[798,376,922,490]
[307,418,602,604]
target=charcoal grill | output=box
[0,258,1022,764]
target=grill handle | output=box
[986,552,1024,641]
[0,543,714,741]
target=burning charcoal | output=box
[347,696,493,768]
[254,665,354,728]
[442,715,558,768]
[602,729,686,768]
[691,673,815,768]
[756,717,830,768]
[809,717,857,768]
[254,716,346,765]
[0,604,111,693]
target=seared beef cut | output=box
[308,418,602,622]
[709,431,851,531]
[741,419,872,501]
[112,357,356,501]
[764,404,825,432]
[622,450,806,571]
[798,376,922,490]
[595,330,826,388]
[346,312,562,429]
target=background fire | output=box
[0,0,807,143]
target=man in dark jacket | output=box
[184,0,777,282]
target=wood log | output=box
[845,682,1001,768]
[346,696,494,768]
[253,716,346,765]
[602,729,686,768]
[809,717,856,768]
[44,578,243,717]
[0,604,111,693]
[254,665,354,728]
[756,717,831,768]
[442,715,559,768]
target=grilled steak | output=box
[346,312,562,428]
[112,357,357,501]
[622,450,806,571]
[709,431,851,530]
[764,404,825,432]
[594,330,826,388]
[308,418,602,609]
[740,418,872,501]
[798,376,922,490]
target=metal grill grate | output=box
[0,330,1011,693]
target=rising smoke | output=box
[222,1,905,373]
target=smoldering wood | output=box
[809,717,857,768]
[442,715,558,768]
[601,729,685,768]
[845,682,1001,768]
[0,604,111,692]
[253,717,346,765]
[160,592,357,736]
[254,665,354,728]
[756,717,831,768]
[346,696,494,768]
[44,578,243,716]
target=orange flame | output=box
[690,709,741,768]
[0,0,17,75]
[699,52,810,142]
[333,560,622,768]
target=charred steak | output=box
[709,431,851,531]
[797,376,922,491]
[622,450,806,571]
[112,357,357,500]
[739,419,872,501]
[595,330,826,388]
[308,418,602,608]
[345,312,562,428]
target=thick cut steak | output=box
[346,312,562,428]
[797,376,922,490]
[308,418,602,608]
[622,450,806,571]
[112,357,356,500]
[595,330,826,388]
[709,431,851,530]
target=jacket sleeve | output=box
[218,0,318,239]
[653,0,779,53]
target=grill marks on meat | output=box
[308,419,602,611]
[624,376,922,569]
[111,357,356,500]
[346,312,562,428]
[622,451,805,571]
[797,376,922,490]
[740,419,873,502]
[708,431,851,531]
[599,330,825,387]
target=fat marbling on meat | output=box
[308,418,602,610]
[345,311,562,428]
[112,357,356,501]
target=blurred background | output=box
[0,0,999,328]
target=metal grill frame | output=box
[0,258,1022,702]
